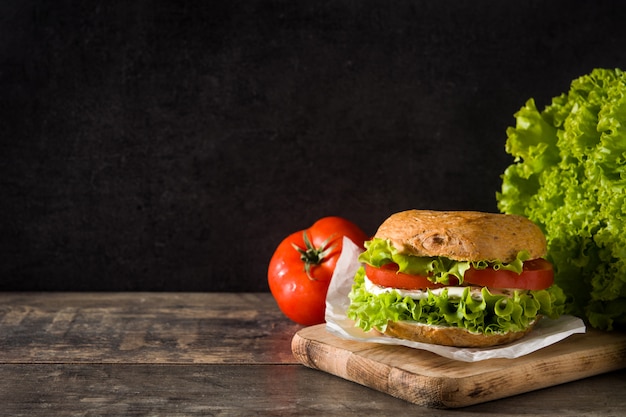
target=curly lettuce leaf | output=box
[359,237,530,285]
[497,68,626,330]
[347,267,567,334]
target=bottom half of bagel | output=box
[380,319,538,348]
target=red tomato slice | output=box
[463,258,554,290]
[365,264,444,290]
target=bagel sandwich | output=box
[347,210,567,348]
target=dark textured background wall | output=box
[2,0,625,291]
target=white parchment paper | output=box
[325,237,586,362]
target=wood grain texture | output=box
[1,292,625,415]
[1,364,625,417]
[292,324,626,408]
[0,292,300,364]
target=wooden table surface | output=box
[0,292,625,416]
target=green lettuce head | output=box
[497,68,626,330]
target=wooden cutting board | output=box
[291,324,626,408]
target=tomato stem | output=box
[291,232,334,280]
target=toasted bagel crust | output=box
[374,210,546,263]
[383,320,537,348]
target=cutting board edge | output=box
[292,325,626,409]
[292,329,462,408]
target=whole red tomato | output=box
[268,216,368,326]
